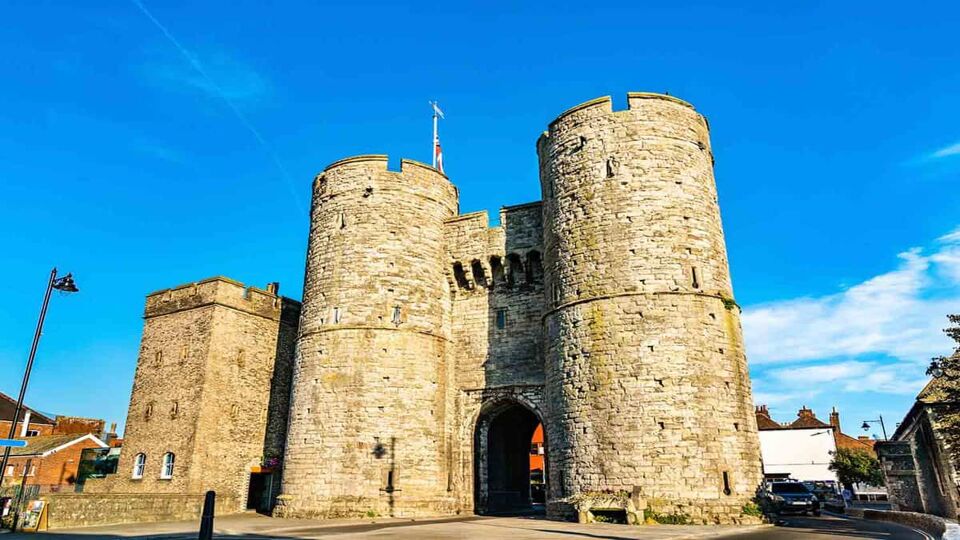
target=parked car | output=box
[803,480,843,511]
[764,482,821,516]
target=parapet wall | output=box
[145,277,300,323]
[42,493,239,529]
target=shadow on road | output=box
[770,514,921,539]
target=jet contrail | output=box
[131,0,305,213]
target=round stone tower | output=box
[538,93,762,523]
[279,155,459,518]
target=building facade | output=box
[878,380,960,519]
[106,92,762,524]
[3,434,108,493]
[84,278,300,514]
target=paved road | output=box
[737,513,931,540]
[16,512,932,539]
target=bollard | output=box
[198,490,215,540]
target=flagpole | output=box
[432,105,439,168]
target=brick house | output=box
[0,393,56,438]
[3,434,108,493]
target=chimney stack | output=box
[829,407,840,429]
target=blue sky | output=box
[1,1,958,437]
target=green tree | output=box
[829,448,885,488]
[926,314,960,459]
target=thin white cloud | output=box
[742,232,960,366]
[146,52,270,104]
[765,361,927,396]
[931,142,960,159]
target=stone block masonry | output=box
[538,93,761,522]
[64,91,761,529]
[277,92,761,524]
[84,277,299,514]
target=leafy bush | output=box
[742,501,763,517]
[643,509,690,524]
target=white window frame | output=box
[25,429,40,437]
[160,452,175,479]
[132,453,146,479]
[4,465,13,477]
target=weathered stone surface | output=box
[537,93,761,522]
[88,92,760,527]
[278,93,761,524]
[87,277,299,512]
[41,493,239,529]
[279,157,460,518]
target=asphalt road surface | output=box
[20,512,934,539]
[737,512,932,540]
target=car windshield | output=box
[772,483,810,494]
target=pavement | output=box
[2,511,933,539]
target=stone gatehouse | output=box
[97,92,762,525]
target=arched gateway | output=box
[474,399,546,515]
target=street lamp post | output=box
[861,416,888,440]
[0,268,78,490]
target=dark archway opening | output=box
[475,401,545,515]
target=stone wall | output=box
[877,440,924,513]
[881,404,960,519]
[538,92,762,523]
[443,202,547,512]
[90,278,299,513]
[42,493,239,529]
[280,156,460,518]
[99,91,765,527]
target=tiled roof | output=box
[835,431,875,452]
[755,406,783,430]
[0,392,55,425]
[788,406,832,429]
[7,434,99,457]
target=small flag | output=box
[435,140,444,174]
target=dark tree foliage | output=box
[925,314,960,460]
[829,448,885,488]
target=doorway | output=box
[246,472,276,514]
[474,400,545,515]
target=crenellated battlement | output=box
[442,202,543,293]
[538,92,708,153]
[144,277,300,323]
[313,154,458,214]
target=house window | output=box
[132,453,146,479]
[391,306,402,325]
[496,308,507,329]
[333,307,342,324]
[25,430,39,437]
[26,465,36,477]
[4,465,13,477]
[160,452,175,479]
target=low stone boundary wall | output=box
[845,508,960,539]
[41,493,239,530]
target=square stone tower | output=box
[88,277,299,511]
